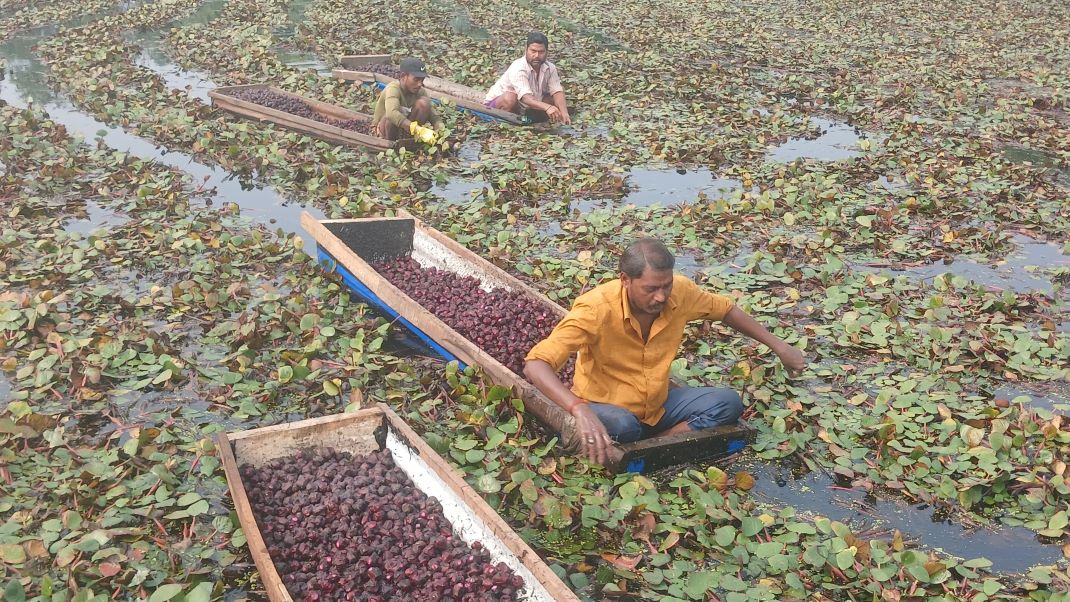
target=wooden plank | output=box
[338,54,390,69]
[210,89,392,151]
[217,431,293,602]
[610,422,757,473]
[303,211,757,472]
[209,84,406,152]
[381,406,580,601]
[210,92,392,151]
[228,408,387,466]
[424,75,484,102]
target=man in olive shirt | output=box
[524,238,806,464]
[371,57,443,143]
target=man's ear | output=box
[620,272,630,286]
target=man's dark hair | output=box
[527,32,549,48]
[619,238,675,278]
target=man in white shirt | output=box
[484,32,571,124]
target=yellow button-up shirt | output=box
[525,275,734,425]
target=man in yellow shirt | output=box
[371,57,442,143]
[524,238,806,464]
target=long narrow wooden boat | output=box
[209,83,413,152]
[334,54,526,126]
[217,404,579,601]
[301,211,756,473]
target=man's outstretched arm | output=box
[551,90,570,124]
[721,306,806,375]
[524,360,613,465]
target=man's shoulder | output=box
[508,56,530,71]
[574,279,620,309]
[381,80,402,95]
[669,274,702,299]
[672,273,696,288]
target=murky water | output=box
[274,49,332,75]
[767,117,864,163]
[270,0,334,75]
[0,19,323,253]
[859,233,1070,296]
[428,141,487,202]
[431,175,490,203]
[993,384,1070,416]
[63,199,132,234]
[623,167,742,206]
[727,455,1064,573]
[123,27,219,103]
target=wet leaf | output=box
[0,544,26,564]
[734,471,755,491]
[148,584,183,602]
[3,580,26,602]
[706,466,728,492]
[600,552,641,570]
[476,474,501,494]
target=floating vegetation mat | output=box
[0,0,1068,600]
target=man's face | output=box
[525,43,548,70]
[622,268,674,317]
[400,73,424,94]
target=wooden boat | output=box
[208,83,413,152]
[217,404,578,601]
[301,210,756,473]
[333,54,526,125]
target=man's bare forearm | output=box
[520,94,554,113]
[552,91,568,112]
[721,306,788,352]
[523,360,582,412]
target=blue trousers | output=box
[588,387,743,444]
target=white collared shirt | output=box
[485,57,564,102]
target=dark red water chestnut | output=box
[240,447,524,601]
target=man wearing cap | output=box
[524,238,807,465]
[484,32,571,124]
[372,57,443,144]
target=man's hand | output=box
[545,105,561,123]
[558,108,571,125]
[571,402,613,465]
[773,342,806,376]
[408,121,437,144]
